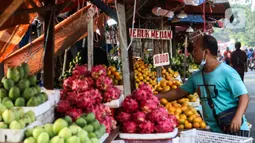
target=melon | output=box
[17,66,25,79]
[28,75,37,86]
[18,79,30,92]
[22,63,30,78]
[9,86,20,101]
[3,79,14,91]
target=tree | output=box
[212,5,255,47]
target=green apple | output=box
[53,118,68,134]
[50,136,65,143]
[44,123,55,138]
[32,126,44,139]
[58,127,72,140]
[37,132,50,143]
[66,136,80,143]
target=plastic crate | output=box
[180,129,253,143]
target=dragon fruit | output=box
[140,99,158,113]
[132,89,147,101]
[63,76,75,91]
[71,79,89,92]
[167,114,178,127]
[103,86,121,102]
[138,84,153,95]
[64,91,77,104]
[147,107,169,122]
[138,121,155,133]
[96,76,113,91]
[155,120,175,133]
[56,100,71,113]
[117,112,131,122]
[132,111,146,123]
[91,65,107,79]
[121,96,139,113]
[84,77,95,87]
[65,108,83,121]
[72,64,90,77]
[76,89,102,110]
[122,121,137,133]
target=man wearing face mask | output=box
[158,35,250,136]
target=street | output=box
[244,70,255,138]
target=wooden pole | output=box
[0,0,24,28]
[0,63,4,79]
[43,0,55,89]
[87,18,94,70]
[117,3,132,95]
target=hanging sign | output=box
[129,28,172,40]
[153,53,170,67]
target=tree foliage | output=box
[213,5,255,47]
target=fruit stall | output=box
[0,0,253,143]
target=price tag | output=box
[153,53,170,67]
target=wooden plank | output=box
[87,18,94,70]
[43,0,55,89]
[103,127,119,143]
[0,0,25,28]
[3,5,96,74]
[117,3,131,96]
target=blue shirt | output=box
[180,63,249,132]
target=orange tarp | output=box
[4,5,106,74]
[0,0,41,62]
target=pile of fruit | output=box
[57,64,119,133]
[153,78,182,94]
[171,54,197,78]
[160,98,206,129]
[117,84,178,133]
[134,59,157,89]
[161,67,180,80]
[107,66,123,85]
[0,63,48,107]
[0,103,36,129]
[24,113,104,143]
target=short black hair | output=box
[235,42,241,49]
[203,35,218,56]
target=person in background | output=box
[223,47,231,65]
[158,35,250,136]
[230,42,248,81]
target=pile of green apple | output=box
[0,63,48,107]
[24,113,105,143]
[0,102,36,129]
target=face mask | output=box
[200,51,207,69]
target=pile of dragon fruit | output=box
[117,84,178,134]
[56,65,120,133]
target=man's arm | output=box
[157,88,190,101]
[230,94,250,132]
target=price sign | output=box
[153,53,170,67]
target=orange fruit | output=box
[139,76,143,80]
[193,117,203,123]
[114,71,120,77]
[178,98,186,104]
[162,86,170,92]
[160,98,168,105]
[116,74,122,80]
[165,103,172,108]
[184,120,189,124]
[175,115,180,120]
[172,103,181,108]
[178,124,185,129]
[171,85,178,89]
[184,109,193,117]
[193,122,200,128]
[169,107,176,113]
[109,66,117,72]
[188,115,195,123]
[184,122,192,129]
[107,71,111,75]
[181,106,188,112]
[200,121,206,129]
[175,107,182,114]
[179,119,185,124]
[179,114,187,120]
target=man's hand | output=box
[230,115,242,133]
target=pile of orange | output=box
[134,59,157,89]
[107,66,123,85]
[160,98,206,129]
[153,78,182,94]
[162,67,180,80]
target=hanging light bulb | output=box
[186,26,194,33]
[96,28,101,35]
[107,18,117,26]
[177,10,188,19]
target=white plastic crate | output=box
[180,129,253,143]
[100,133,109,143]
[104,94,125,108]
[0,121,42,142]
[36,106,55,124]
[119,128,178,140]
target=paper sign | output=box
[153,53,170,67]
[129,28,172,40]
